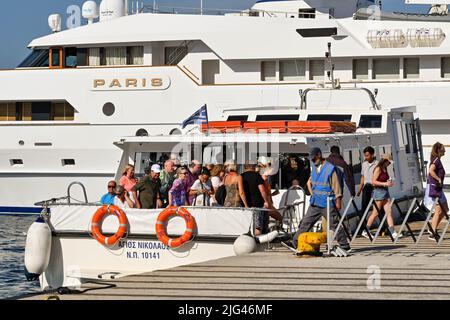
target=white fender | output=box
[233,234,256,256]
[24,217,52,278]
[255,230,279,244]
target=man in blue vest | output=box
[290,147,351,252]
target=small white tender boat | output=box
[24,87,426,292]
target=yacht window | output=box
[261,61,277,81]
[62,159,76,166]
[136,129,149,137]
[18,49,49,68]
[0,103,17,121]
[307,114,352,122]
[103,102,116,117]
[127,46,144,65]
[359,115,382,128]
[50,48,62,68]
[77,48,88,67]
[10,159,23,166]
[280,60,306,81]
[0,101,74,121]
[309,60,324,81]
[256,114,299,121]
[372,58,400,79]
[64,47,77,68]
[105,47,127,66]
[227,115,248,121]
[352,59,368,80]
[296,28,337,37]
[52,102,75,121]
[165,46,188,65]
[403,58,419,79]
[298,8,316,18]
[441,57,450,78]
[31,102,52,121]
[88,48,101,66]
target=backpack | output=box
[215,184,227,206]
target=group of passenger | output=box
[99,157,285,235]
[100,141,448,247]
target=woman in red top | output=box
[366,154,399,239]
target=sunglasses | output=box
[180,172,188,175]
[108,185,116,188]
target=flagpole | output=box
[204,104,210,136]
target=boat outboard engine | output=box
[24,216,52,281]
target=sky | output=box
[0,0,428,68]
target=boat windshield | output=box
[18,49,49,68]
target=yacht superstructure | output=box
[0,0,449,211]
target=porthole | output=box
[136,129,149,137]
[102,102,115,116]
[170,128,182,135]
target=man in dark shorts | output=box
[241,162,270,235]
[132,164,163,209]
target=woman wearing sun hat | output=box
[365,153,400,239]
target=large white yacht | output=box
[1,0,449,212]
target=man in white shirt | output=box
[356,146,378,236]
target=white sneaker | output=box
[362,230,372,239]
[391,231,403,239]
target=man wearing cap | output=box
[290,147,351,252]
[132,164,163,209]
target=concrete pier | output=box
[20,232,450,300]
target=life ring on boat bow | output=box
[156,206,196,248]
[91,205,128,246]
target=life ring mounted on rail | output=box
[91,205,129,246]
[156,206,197,248]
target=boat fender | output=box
[233,234,256,256]
[24,217,52,281]
[255,230,279,244]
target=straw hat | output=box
[381,153,393,162]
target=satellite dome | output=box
[48,14,62,32]
[99,0,126,22]
[82,1,99,24]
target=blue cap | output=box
[309,147,322,160]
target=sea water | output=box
[0,215,40,299]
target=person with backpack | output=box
[327,146,356,197]
[159,160,176,208]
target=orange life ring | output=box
[155,206,196,248]
[91,205,128,246]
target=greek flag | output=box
[182,105,208,129]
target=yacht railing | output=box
[138,4,335,19]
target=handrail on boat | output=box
[67,182,89,204]
[300,87,381,110]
